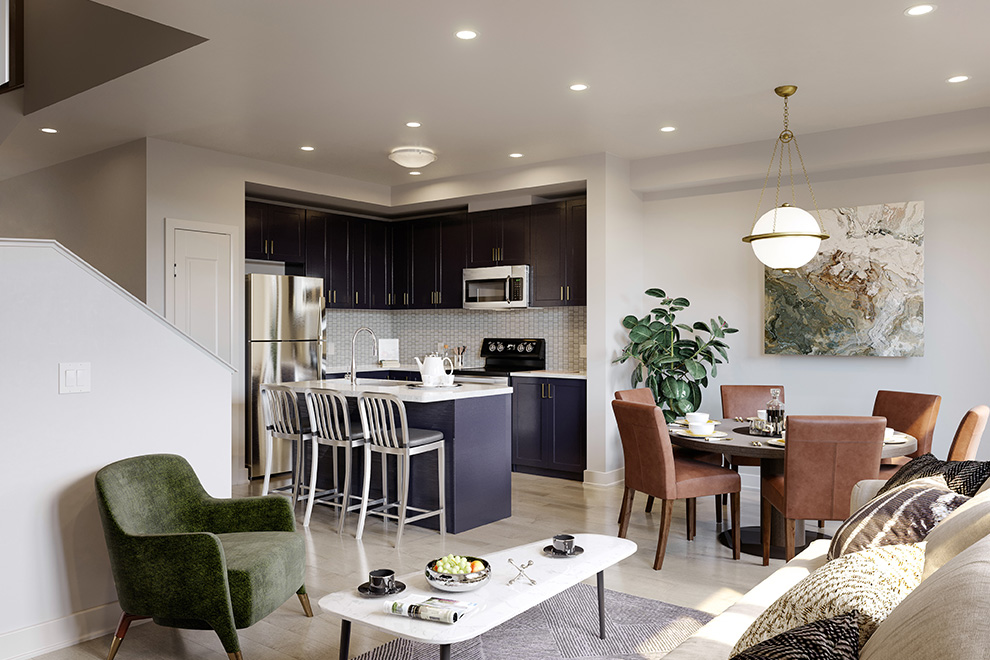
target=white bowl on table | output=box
[688,421,716,436]
[685,412,710,424]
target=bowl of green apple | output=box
[425,554,491,592]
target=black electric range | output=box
[453,338,546,381]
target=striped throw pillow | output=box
[828,477,970,561]
[730,610,861,660]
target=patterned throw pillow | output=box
[828,477,969,560]
[731,543,925,655]
[878,453,990,497]
[730,611,861,660]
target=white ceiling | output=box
[3,0,989,186]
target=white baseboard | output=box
[0,601,121,660]
[583,466,624,486]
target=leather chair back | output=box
[615,388,656,405]
[947,405,989,461]
[721,385,785,419]
[783,416,886,520]
[612,400,676,500]
[873,390,942,458]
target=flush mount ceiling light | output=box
[388,146,437,168]
[742,85,829,270]
[904,4,936,16]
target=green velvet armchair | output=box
[95,453,313,660]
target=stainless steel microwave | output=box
[462,265,531,309]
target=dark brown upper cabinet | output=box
[530,199,586,307]
[409,214,467,309]
[467,206,530,267]
[245,201,305,263]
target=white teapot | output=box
[414,354,454,386]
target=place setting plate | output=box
[670,418,721,427]
[766,438,786,447]
[884,429,911,445]
[671,428,729,441]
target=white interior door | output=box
[169,224,232,362]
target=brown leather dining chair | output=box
[612,399,741,570]
[761,415,886,564]
[874,390,942,480]
[946,405,989,461]
[720,385,786,517]
[615,388,725,521]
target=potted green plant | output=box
[614,288,737,421]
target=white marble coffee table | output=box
[318,533,638,659]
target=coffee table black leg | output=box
[597,570,606,639]
[440,643,451,660]
[339,619,351,660]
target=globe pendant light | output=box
[742,86,828,270]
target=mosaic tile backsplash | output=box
[323,306,586,373]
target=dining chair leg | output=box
[761,497,771,566]
[653,499,674,570]
[645,495,655,513]
[381,453,390,533]
[437,444,447,538]
[395,454,411,549]
[292,436,303,507]
[685,498,697,540]
[262,431,273,496]
[818,519,825,528]
[785,518,796,562]
[618,487,634,537]
[355,445,373,540]
[303,437,320,527]
[730,491,741,560]
[338,444,353,535]
[715,494,723,524]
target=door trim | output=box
[164,217,235,360]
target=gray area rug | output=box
[352,582,712,659]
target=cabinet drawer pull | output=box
[438,291,441,305]
[355,291,358,305]
[566,286,570,301]
[548,384,554,399]
[541,384,545,398]
[270,240,274,254]
[560,286,564,301]
[333,290,336,304]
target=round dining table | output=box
[668,419,918,559]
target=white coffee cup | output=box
[689,421,716,436]
[685,412,709,424]
[421,374,442,387]
[441,373,455,387]
[884,427,895,440]
[757,410,767,421]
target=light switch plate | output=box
[59,362,91,394]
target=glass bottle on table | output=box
[766,388,784,436]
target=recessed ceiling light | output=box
[946,75,970,83]
[456,30,477,40]
[406,121,421,128]
[300,145,315,151]
[509,153,524,158]
[659,126,676,133]
[904,4,936,16]
[409,171,422,176]
[569,83,589,92]
[40,127,58,134]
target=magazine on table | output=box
[382,596,479,624]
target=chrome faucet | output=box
[350,327,379,385]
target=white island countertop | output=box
[283,378,512,403]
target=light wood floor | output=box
[36,474,826,660]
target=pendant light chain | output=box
[792,135,824,226]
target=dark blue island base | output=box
[311,393,512,534]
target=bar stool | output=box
[355,392,446,548]
[259,384,310,506]
[302,387,366,531]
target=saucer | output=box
[767,438,786,447]
[543,545,585,558]
[884,434,909,445]
[357,581,406,598]
[674,418,720,426]
[672,429,728,439]
[409,383,461,389]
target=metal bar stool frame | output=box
[302,387,370,532]
[355,392,446,548]
[259,383,311,507]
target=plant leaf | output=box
[671,297,690,307]
[685,359,706,380]
[629,324,653,343]
[693,321,711,333]
[645,288,666,298]
[661,378,690,400]
[621,315,640,329]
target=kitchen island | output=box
[283,378,512,534]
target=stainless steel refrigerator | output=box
[246,274,323,478]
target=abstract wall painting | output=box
[764,201,924,357]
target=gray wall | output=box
[642,160,990,461]
[0,140,147,299]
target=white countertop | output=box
[283,378,512,403]
[510,370,587,380]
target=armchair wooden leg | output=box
[107,613,150,660]
[685,498,697,540]
[730,491,741,560]
[618,487,634,537]
[645,495,655,513]
[785,518,796,562]
[653,499,674,570]
[761,497,771,567]
[298,592,314,617]
[715,494,723,523]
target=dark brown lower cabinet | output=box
[511,376,586,480]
